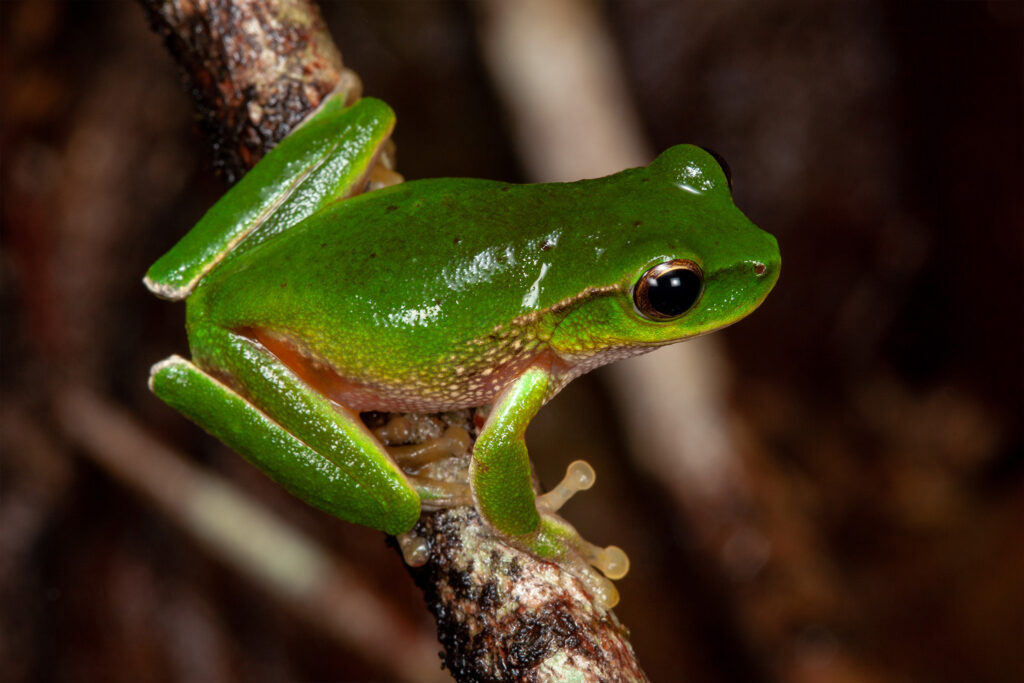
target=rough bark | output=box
[138,0,359,181]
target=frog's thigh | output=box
[470,367,550,536]
[153,332,419,535]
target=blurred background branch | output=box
[52,387,444,683]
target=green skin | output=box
[146,95,780,591]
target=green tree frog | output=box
[145,94,779,607]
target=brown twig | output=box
[135,0,646,680]
[408,507,645,682]
[137,0,358,182]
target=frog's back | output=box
[186,176,632,411]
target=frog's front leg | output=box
[470,367,630,606]
[149,325,421,536]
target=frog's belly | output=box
[245,326,558,413]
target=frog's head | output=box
[548,145,780,364]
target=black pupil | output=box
[647,268,702,317]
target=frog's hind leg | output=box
[151,326,420,536]
[145,96,396,300]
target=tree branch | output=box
[138,0,358,181]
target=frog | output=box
[144,93,780,608]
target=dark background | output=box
[2,1,1021,681]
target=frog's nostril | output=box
[753,262,767,276]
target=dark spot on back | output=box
[540,240,553,252]
[386,205,398,212]
[369,252,377,259]
[453,236,462,245]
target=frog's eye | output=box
[698,147,733,192]
[633,260,704,321]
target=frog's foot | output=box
[537,460,629,580]
[410,477,473,509]
[367,162,404,191]
[512,460,630,607]
[371,414,416,445]
[537,459,596,512]
[365,138,404,192]
[388,426,472,471]
[524,514,630,608]
[372,416,473,507]
[396,529,430,567]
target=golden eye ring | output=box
[633,259,704,321]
